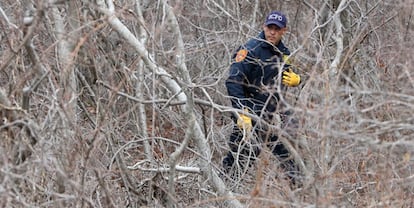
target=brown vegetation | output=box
[0,0,413,207]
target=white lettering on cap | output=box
[268,14,283,21]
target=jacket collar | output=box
[258,31,287,54]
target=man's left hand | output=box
[282,69,301,87]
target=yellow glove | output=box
[237,110,252,132]
[282,69,301,87]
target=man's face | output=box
[263,24,287,45]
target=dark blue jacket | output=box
[226,31,290,114]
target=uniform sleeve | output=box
[281,48,302,85]
[225,49,254,110]
[282,54,292,71]
[277,41,292,71]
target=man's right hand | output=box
[237,112,252,132]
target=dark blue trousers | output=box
[222,111,299,180]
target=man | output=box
[223,11,301,182]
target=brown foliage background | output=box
[0,0,413,207]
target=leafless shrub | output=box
[0,0,413,207]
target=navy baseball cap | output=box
[265,11,287,28]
